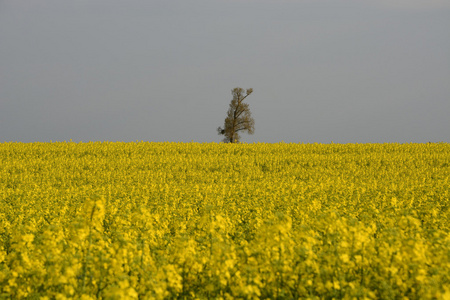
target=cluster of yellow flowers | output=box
[0,142,449,299]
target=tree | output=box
[217,87,254,143]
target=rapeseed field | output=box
[0,142,449,299]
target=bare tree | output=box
[217,87,254,143]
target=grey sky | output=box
[1,0,449,143]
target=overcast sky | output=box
[1,0,449,143]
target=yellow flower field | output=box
[0,142,449,299]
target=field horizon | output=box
[1,142,449,299]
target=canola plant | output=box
[0,142,449,299]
